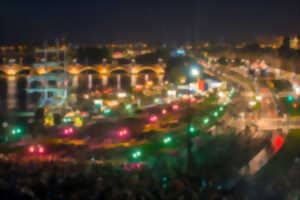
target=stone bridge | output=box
[0,63,166,87]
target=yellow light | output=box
[7,69,16,76]
[71,68,79,75]
[101,68,108,74]
[146,81,154,87]
[37,67,46,74]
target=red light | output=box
[29,146,35,153]
[135,85,142,92]
[119,128,128,136]
[162,109,167,115]
[172,105,179,111]
[273,136,284,153]
[190,97,196,103]
[39,147,45,153]
[149,115,158,122]
[64,129,69,135]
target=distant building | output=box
[235,42,247,49]
[256,35,284,49]
[290,35,300,50]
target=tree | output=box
[53,113,62,126]
[164,57,199,84]
[233,58,243,67]
[77,47,112,65]
[34,108,44,124]
[217,56,228,66]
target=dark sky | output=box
[0,0,300,44]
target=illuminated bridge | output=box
[0,63,166,109]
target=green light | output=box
[162,177,168,182]
[287,96,294,102]
[188,125,196,133]
[219,107,224,111]
[126,104,132,110]
[104,108,111,115]
[213,112,218,117]
[203,118,209,124]
[63,117,71,123]
[12,127,22,135]
[154,98,160,103]
[163,136,172,144]
[132,150,142,159]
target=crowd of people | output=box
[0,158,241,200]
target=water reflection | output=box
[0,72,158,111]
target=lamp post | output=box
[187,66,200,173]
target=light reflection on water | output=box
[0,73,158,112]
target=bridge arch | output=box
[109,66,130,74]
[46,66,66,74]
[16,66,34,75]
[79,66,100,74]
[0,69,7,75]
[136,66,164,75]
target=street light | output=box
[132,150,142,159]
[249,101,257,107]
[191,68,200,76]
[163,136,172,144]
[218,91,224,98]
[187,65,201,173]
[213,111,219,117]
[256,96,262,101]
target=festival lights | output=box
[64,127,74,135]
[149,115,158,123]
[172,104,179,111]
[162,109,167,115]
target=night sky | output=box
[0,0,299,44]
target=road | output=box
[202,59,292,175]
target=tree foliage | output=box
[77,47,112,65]
[217,56,228,66]
[164,57,201,84]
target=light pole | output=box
[187,66,200,173]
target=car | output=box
[28,144,45,154]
